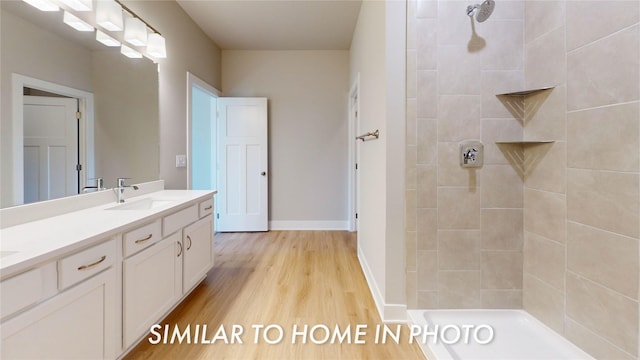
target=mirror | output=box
[0,1,159,208]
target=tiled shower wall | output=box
[405,0,526,309]
[406,0,640,358]
[523,1,640,358]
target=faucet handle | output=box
[90,177,105,190]
[116,177,131,187]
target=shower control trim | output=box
[460,141,484,168]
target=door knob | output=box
[261,171,266,176]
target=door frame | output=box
[11,74,94,206]
[186,72,222,190]
[348,74,360,232]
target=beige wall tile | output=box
[438,230,481,270]
[437,0,476,46]
[438,95,481,141]
[481,209,524,251]
[525,26,565,90]
[481,119,523,165]
[481,71,525,118]
[524,86,566,141]
[524,231,565,291]
[438,187,481,230]
[567,102,640,172]
[417,119,437,165]
[407,270,417,309]
[416,0,437,20]
[417,166,437,208]
[406,165,417,190]
[481,164,524,208]
[481,251,523,289]
[438,142,480,187]
[481,290,522,309]
[417,291,438,309]
[524,0,565,44]
[407,50,417,99]
[568,221,639,299]
[525,142,566,194]
[438,46,482,95]
[567,169,639,238]
[566,272,638,355]
[406,189,417,231]
[523,274,565,333]
[418,250,438,291]
[480,20,524,71]
[438,270,482,309]
[567,25,639,111]
[489,1,523,20]
[417,208,437,250]
[566,0,640,51]
[524,188,566,242]
[417,19,437,70]
[406,99,417,147]
[407,1,417,50]
[565,318,636,360]
[407,145,417,169]
[406,231,417,272]
[417,70,438,118]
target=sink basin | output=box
[0,251,18,259]
[106,198,174,211]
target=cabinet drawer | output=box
[1,263,57,320]
[123,220,162,258]
[199,198,213,218]
[163,204,198,236]
[58,238,117,290]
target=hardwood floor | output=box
[125,231,425,359]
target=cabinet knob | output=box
[261,171,266,176]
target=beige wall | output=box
[406,0,525,310]
[0,9,94,207]
[222,50,349,225]
[351,0,407,320]
[122,1,222,190]
[523,1,640,358]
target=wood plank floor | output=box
[125,231,425,359]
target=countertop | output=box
[0,189,217,280]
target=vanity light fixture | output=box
[120,44,143,59]
[63,11,94,32]
[96,0,123,31]
[146,33,167,59]
[96,30,121,47]
[22,0,59,11]
[59,0,92,11]
[124,16,147,46]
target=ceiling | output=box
[176,0,363,50]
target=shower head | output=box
[466,0,495,22]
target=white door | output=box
[23,96,78,204]
[217,98,268,232]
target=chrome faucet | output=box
[114,178,139,203]
[82,177,105,193]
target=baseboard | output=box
[268,220,348,231]
[357,246,407,323]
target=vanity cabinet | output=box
[123,232,182,348]
[122,199,214,350]
[0,239,119,360]
[183,215,214,292]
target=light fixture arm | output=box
[113,0,161,35]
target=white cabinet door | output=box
[1,268,118,359]
[183,215,214,292]
[123,233,182,349]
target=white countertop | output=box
[0,189,216,280]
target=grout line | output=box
[523,229,566,247]
[566,220,639,242]
[566,270,639,304]
[523,186,567,197]
[524,271,564,294]
[566,22,640,55]
[565,315,638,359]
[566,100,639,114]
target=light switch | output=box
[175,155,187,168]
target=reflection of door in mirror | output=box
[23,95,79,204]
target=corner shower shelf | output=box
[496,86,555,97]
